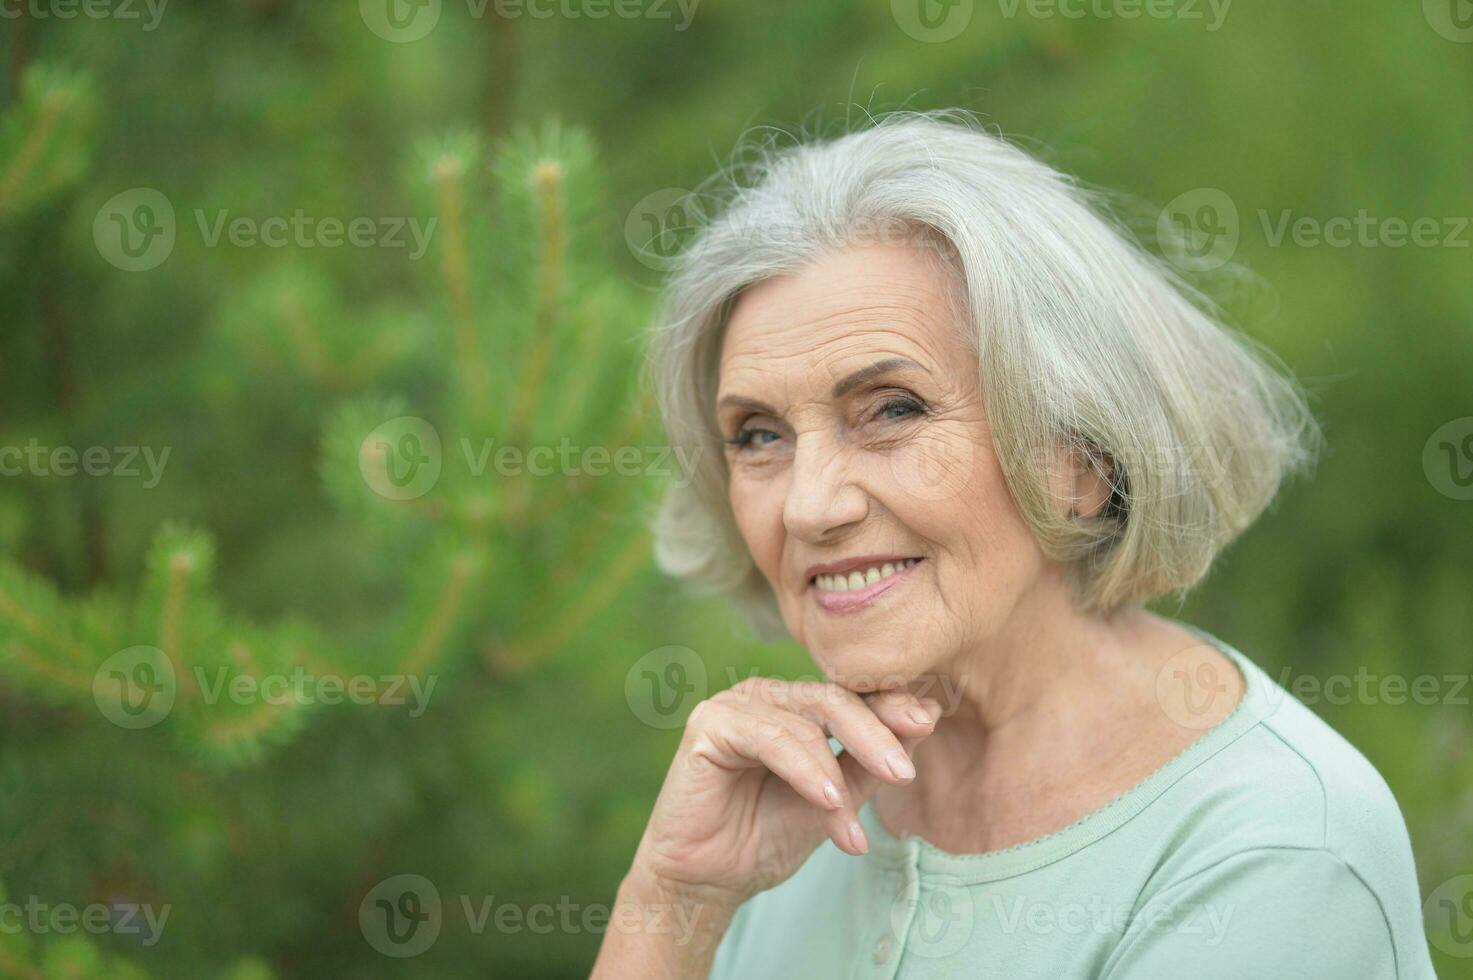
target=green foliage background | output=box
[0,0,1469,976]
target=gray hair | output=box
[645,109,1316,636]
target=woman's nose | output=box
[782,435,869,542]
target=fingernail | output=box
[848,820,868,854]
[823,780,843,808]
[886,748,916,781]
[922,698,942,721]
[907,706,933,725]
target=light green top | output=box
[708,629,1436,979]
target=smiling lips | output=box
[805,556,924,614]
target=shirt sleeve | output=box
[1100,846,1404,980]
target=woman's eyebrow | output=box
[715,394,778,416]
[830,357,926,398]
[715,357,927,416]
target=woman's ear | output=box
[1049,440,1117,521]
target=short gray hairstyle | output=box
[645,109,1316,636]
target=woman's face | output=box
[717,242,1060,691]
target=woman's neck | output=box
[875,593,1241,854]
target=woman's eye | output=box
[727,427,781,450]
[874,396,925,421]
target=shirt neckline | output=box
[858,623,1278,884]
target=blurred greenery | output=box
[0,0,1469,976]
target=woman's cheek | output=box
[730,473,786,586]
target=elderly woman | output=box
[592,112,1434,979]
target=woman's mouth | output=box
[807,557,924,614]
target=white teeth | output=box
[812,559,920,593]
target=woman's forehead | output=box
[718,245,963,392]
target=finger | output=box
[863,689,943,737]
[757,711,873,855]
[759,680,926,786]
[689,694,869,855]
[687,702,850,823]
[837,731,932,812]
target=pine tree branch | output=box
[507,157,565,447]
[160,551,202,701]
[433,159,488,419]
[6,9,33,99]
[293,644,355,686]
[543,299,609,439]
[3,641,94,695]
[518,385,655,526]
[277,290,335,388]
[484,529,648,674]
[0,82,63,217]
[0,945,42,980]
[0,581,94,678]
[201,698,296,749]
[199,638,297,751]
[0,802,78,876]
[400,552,480,678]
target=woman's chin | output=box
[807,642,925,693]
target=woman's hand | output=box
[592,677,940,979]
[633,676,941,906]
